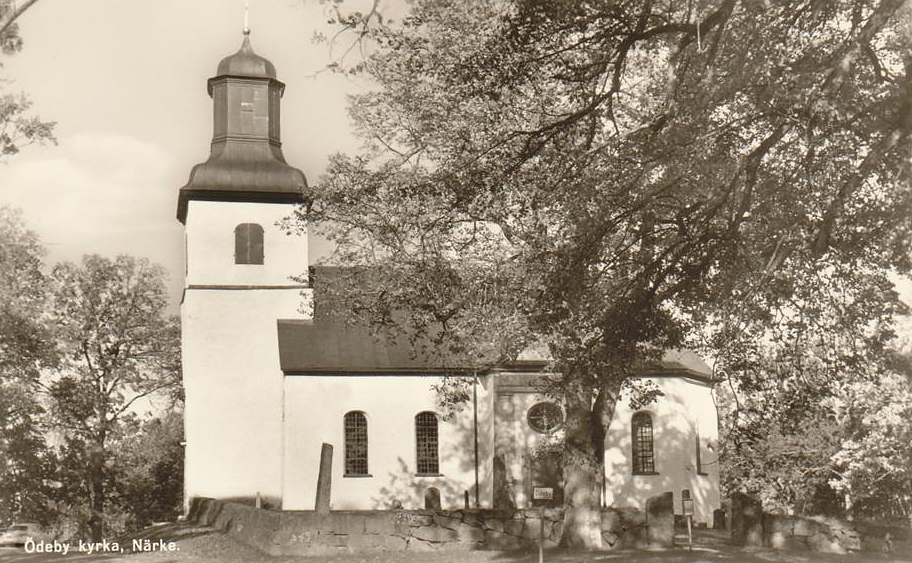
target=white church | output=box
[178,29,722,526]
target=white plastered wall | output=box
[494,375,720,522]
[184,200,308,287]
[282,374,495,511]
[182,199,310,507]
[603,376,721,525]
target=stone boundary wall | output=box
[187,494,674,556]
[730,492,904,554]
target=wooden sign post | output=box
[682,490,694,550]
[539,506,545,563]
[532,486,553,563]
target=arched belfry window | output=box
[344,411,368,476]
[415,412,439,475]
[234,223,264,264]
[632,412,656,474]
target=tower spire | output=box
[243,1,250,35]
[177,11,306,224]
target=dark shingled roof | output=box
[177,142,306,222]
[277,267,714,379]
[278,326,711,385]
[277,319,456,374]
[276,318,712,379]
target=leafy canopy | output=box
[301,0,911,382]
[45,255,181,441]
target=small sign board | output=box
[682,498,694,516]
[532,487,554,500]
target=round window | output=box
[527,402,563,434]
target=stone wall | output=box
[187,495,673,556]
[730,492,763,546]
[729,493,903,555]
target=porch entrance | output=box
[529,449,563,508]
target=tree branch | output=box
[0,0,40,39]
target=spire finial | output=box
[243,1,250,35]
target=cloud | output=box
[1,131,185,309]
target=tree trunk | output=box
[558,377,625,548]
[87,441,105,542]
[559,385,603,548]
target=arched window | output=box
[344,411,368,476]
[415,412,439,475]
[234,223,264,264]
[632,412,656,474]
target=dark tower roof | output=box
[177,29,307,223]
[216,29,277,80]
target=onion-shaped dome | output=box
[216,29,276,79]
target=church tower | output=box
[178,27,310,508]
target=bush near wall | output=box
[730,492,907,554]
[186,495,674,556]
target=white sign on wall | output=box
[533,487,554,500]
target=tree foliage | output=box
[301,0,912,545]
[703,239,912,521]
[41,255,181,540]
[0,1,55,160]
[718,346,912,522]
[0,6,177,530]
[0,205,55,381]
[52,410,184,537]
[0,380,57,525]
[0,207,57,526]
[110,410,184,530]
[0,208,183,535]
[832,364,912,521]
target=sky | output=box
[1,0,385,311]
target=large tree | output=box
[41,255,180,541]
[297,0,912,546]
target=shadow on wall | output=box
[369,400,492,510]
[449,386,493,476]
[605,403,717,524]
[371,457,467,510]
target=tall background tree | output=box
[297,0,912,546]
[708,273,912,522]
[41,255,181,541]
